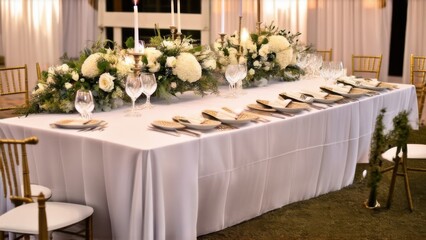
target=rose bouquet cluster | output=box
[26,41,131,114]
[214,24,304,87]
[140,35,219,99]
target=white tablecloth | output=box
[0,79,418,239]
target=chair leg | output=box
[402,157,414,211]
[85,216,93,240]
[386,156,400,209]
[0,231,4,240]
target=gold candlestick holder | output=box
[219,33,226,47]
[170,26,177,40]
[256,21,262,35]
[128,51,144,75]
[176,32,183,41]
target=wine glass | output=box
[236,63,247,95]
[224,64,240,97]
[75,89,94,120]
[140,72,157,109]
[125,73,144,116]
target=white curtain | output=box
[403,0,426,123]
[307,0,393,81]
[402,0,426,84]
[0,0,98,89]
[62,0,98,59]
[210,0,307,44]
[0,0,62,89]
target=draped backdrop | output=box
[0,0,425,91]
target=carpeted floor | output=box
[198,127,426,240]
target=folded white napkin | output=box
[362,78,380,87]
[300,89,328,99]
[271,99,292,108]
[186,116,206,124]
[333,84,352,94]
[283,91,314,102]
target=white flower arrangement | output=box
[25,41,130,114]
[214,23,304,87]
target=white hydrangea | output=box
[202,58,217,70]
[276,48,294,70]
[259,44,270,58]
[81,53,103,78]
[144,47,163,69]
[116,60,132,77]
[268,35,291,53]
[244,39,257,53]
[99,72,115,92]
[173,52,202,83]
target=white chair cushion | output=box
[0,202,93,234]
[382,144,426,161]
[22,184,52,200]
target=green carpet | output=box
[198,127,426,240]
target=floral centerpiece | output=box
[24,40,131,114]
[214,23,305,87]
[130,34,219,99]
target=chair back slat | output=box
[316,48,333,62]
[351,55,382,79]
[0,65,29,112]
[0,137,38,206]
[410,54,426,121]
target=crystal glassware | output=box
[125,73,144,116]
[224,64,241,98]
[74,89,94,119]
[140,72,157,109]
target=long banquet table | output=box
[0,78,419,239]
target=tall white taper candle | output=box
[177,0,181,33]
[134,1,139,52]
[171,0,175,26]
[221,0,225,33]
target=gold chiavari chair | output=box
[410,54,426,121]
[380,112,426,211]
[38,193,48,240]
[316,48,333,62]
[0,137,94,240]
[0,65,29,113]
[351,54,383,79]
[36,62,42,81]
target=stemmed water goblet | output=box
[224,64,241,98]
[125,73,144,117]
[75,89,94,120]
[236,63,247,95]
[139,72,157,109]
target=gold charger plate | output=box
[320,86,370,98]
[151,120,186,130]
[52,119,103,129]
[202,110,257,124]
[256,100,309,113]
[173,116,221,130]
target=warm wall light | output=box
[363,0,386,9]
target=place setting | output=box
[337,75,398,91]
[50,89,108,132]
[254,98,310,115]
[279,91,329,110]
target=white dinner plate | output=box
[52,119,103,129]
[300,92,345,104]
[279,92,314,103]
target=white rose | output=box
[259,44,270,58]
[71,71,79,81]
[64,82,72,89]
[253,60,261,68]
[252,53,258,59]
[57,64,69,73]
[170,82,177,89]
[48,67,55,75]
[249,68,255,75]
[149,62,161,73]
[98,73,115,92]
[166,56,177,67]
[47,76,55,84]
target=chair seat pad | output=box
[382,144,426,161]
[27,184,52,200]
[0,202,93,234]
